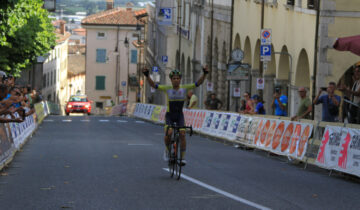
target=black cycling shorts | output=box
[165,112,185,127]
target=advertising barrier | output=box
[316,126,360,177]
[0,101,48,170]
[131,103,360,178]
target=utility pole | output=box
[209,0,214,81]
[259,0,265,98]
[177,0,182,70]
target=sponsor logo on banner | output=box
[202,112,214,133]
[265,121,278,147]
[151,106,162,122]
[224,114,241,141]
[254,120,264,145]
[272,121,285,150]
[159,107,166,123]
[195,112,206,129]
[281,123,294,152]
[289,124,302,154]
[247,118,260,144]
[236,117,249,141]
[193,111,201,128]
[338,132,351,169]
[297,125,312,158]
[260,120,271,145]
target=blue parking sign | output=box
[152,66,158,73]
[162,56,168,63]
[260,45,271,56]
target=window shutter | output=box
[96,76,106,90]
[131,50,138,63]
[96,49,106,63]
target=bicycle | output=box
[166,123,193,180]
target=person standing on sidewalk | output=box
[291,87,312,121]
[271,87,288,116]
[313,82,341,122]
[205,93,223,110]
[187,90,198,109]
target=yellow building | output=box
[232,0,360,120]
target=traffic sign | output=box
[162,56,168,63]
[121,81,126,86]
[152,66,158,73]
[261,29,272,45]
[257,78,265,90]
[260,45,271,56]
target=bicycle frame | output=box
[166,123,193,180]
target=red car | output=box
[65,95,92,115]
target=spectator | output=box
[239,99,246,112]
[251,94,265,115]
[291,87,312,121]
[314,82,341,122]
[187,90,198,109]
[205,93,222,110]
[242,92,254,114]
[271,87,288,116]
[341,65,360,123]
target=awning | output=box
[333,35,360,56]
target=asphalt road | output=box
[0,115,359,210]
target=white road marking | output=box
[135,121,145,123]
[162,168,271,210]
[99,120,109,122]
[80,120,90,122]
[117,120,128,123]
[44,120,54,122]
[62,119,72,122]
[128,144,153,146]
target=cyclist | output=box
[143,66,208,165]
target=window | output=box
[287,0,295,5]
[96,49,106,63]
[308,0,317,9]
[47,73,50,87]
[53,71,56,84]
[96,102,103,109]
[95,76,105,90]
[97,32,106,39]
[51,71,53,86]
[43,75,46,88]
[131,50,138,63]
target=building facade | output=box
[82,6,144,110]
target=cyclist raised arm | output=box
[143,66,208,165]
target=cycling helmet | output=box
[169,69,182,79]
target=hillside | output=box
[55,0,151,15]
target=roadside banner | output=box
[246,117,260,145]
[224,114,241,141]
[8,114,36,149]
[202,112,215,134]
[316,126,345,170]
[0,123,15,165]
[151,106,162,122]
[209,112,223,136]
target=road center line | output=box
[135,121,145,123]
[99,120,109,122]
[117,120,128,123]
[80,120,90,122]
[62,120,72,122]
[162,168,271,210]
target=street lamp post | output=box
[124,37,129,101]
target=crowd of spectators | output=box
[0,71,42,123]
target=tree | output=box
[0,0,56,76]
